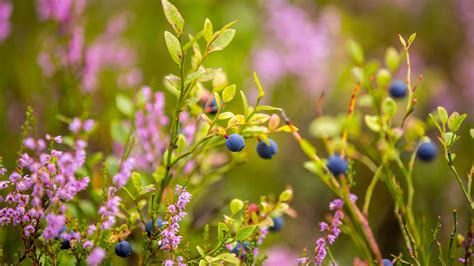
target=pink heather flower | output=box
[87,247,106,266]
[264,246,297,266]
[42,213,65,239]
[112,157,135,188]
[83,240,93,249]
[133,88,169,171]
[24,224,35,237]
[299,195,356,265]
[0,0,12,43]
[69,118,82,133]
[36,0,75,22]
[83,119,95,132]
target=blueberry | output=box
[55,226,67,240]
[203,97,218,114]
[326,155,348,176]
[230,241,250,256]
[230,242,242,255]
[56,226,71,249]
[145,218,163,236]
[60,239,71,250]
[115,240,132,258]
[382,259,393,266]
[416,142,437,162]
[389,80,408,99]
[225,134,245,152]
[256,139,278,159]
[269,216,284,232]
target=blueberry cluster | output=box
[145,218,163,237]
[382,259,393,266]
[225,134,279,160]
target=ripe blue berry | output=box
[225,134,245,152]
[230,241,250,256]
[256,139,278,159]
[56,226,71,249]
[55,226,67,240]
[115,240,132,258]
[145,218,163,236]
[416,142,437,162]
[203,97,218,114]
[269,216,284,232]
[382,259,393,266]
[326,155,348,176]
[389,80,408,99]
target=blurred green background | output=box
[0,0,473,264]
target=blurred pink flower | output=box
[0,0,12,42]
[264,246,297,266]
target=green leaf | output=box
[228,114,245,128]
[256,105,281,111]
[279,189,293,202]
[299,139,317,158]
[215,253,240,264]
[408,33,417,47]
[399,34,407,48]
[161,0,184,36]
[351,67,364,83]
[183,31,203,51]
[110,120,128,144]
[200,113,212,124]
[176,134,187,154]
[437,107,448,124]
[385,47,401,72]
[218,222,227,243]
[152,166,166,183]
[230,199,244,214]
[346,40,364,65]
[131,172,142,191]
[236,226,256,241]
[242,126,268,134]
[213,92,222,112]
[303,161,324,176]
[203,18,213,43]
[376,69,392,87]
[470,129,474,139]
[382,97,397,118]
[209,29,235,53]
[249,113,270,124]
[196,246,205,257]
[116,94,134,117]
[240,90,249,116]
[254,72,265,100]
[309,116,341,138]
[218,112,234,120]
[364,115,382,132]
[222,84,236,102]
[164,31,182,65]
